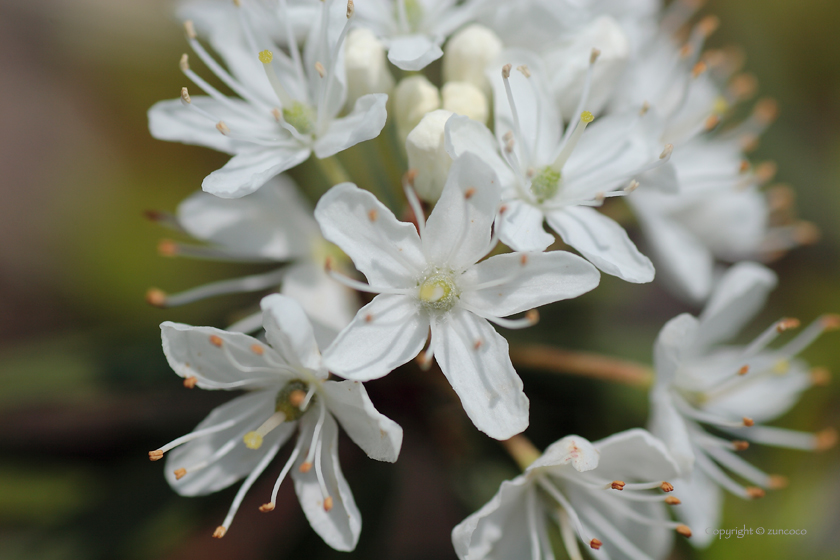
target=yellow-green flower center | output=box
[418,272,458,312]
[283,102,315,135]
[275,379,312,422]
[530,166,561,203]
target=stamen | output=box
[775,314,838,359]
[403,169,426,238]
[243,411,287,450]
[676,525,693,537]
[538,477,595,545]
[313,415,332,510]
[476,310,539,330]
[324,259,411,295]
[746,487,765,499]
[315,61,325,78]
[300,401,327,472]
[558,509,586,560]
[183,376,198,389]
[665,496,681,505]
[501,63,532,166]
[146,288,167,308]
[259,50,295,108]
[673,394,754,429]
[552,112,594,172]
[146,268,287,308]
[811,367,831,386]
[149,418,239,459]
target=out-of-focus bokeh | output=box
[0,0,838,558]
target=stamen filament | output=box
[502,64,533,167]
[148,267,288,308]
[217,438,284,535]
[551,112,595,172]
[265,434,306,509]
[259,50,296,108]
[558,509,585,560]
[152,418,239,456]
[537,477,593,544]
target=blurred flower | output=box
[315,154,601,439]
[452,430,688,560]
[148,0,387,198]
[149,294,402,549]
[648,262,838,545]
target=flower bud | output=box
[443,24,503,93]
[543,16,630,117]
[344,27,394,109]
[405,109,454,203]
[442,82,489,124]
[394,75,441,142]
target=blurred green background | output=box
[0,0,838,558]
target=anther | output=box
[822,314,840,331]
[676,525,692,538]
[259,50,274,64]
[661,482,674,492]
[212,526,226,539]
[209,335,223,347]
[729,73,759,101]
[733,440,750,451]
[590,48,601,63]
[148,450,164,461]
[768,475,789,489]
[746,487,765,499]
[740,160,750,173]
[146,288,167,307]
[526,310,539,325]
[743,417,755,427]
[183,376,198,389]
[183,20,196,40]
[704,115,720,131]
[288,390,307,409]
[660,144,674,159]
[364,314,373,323]
[299,461,313,473]
[755,161,778,183]
[793,221,821,245]
[315,62,326,78]
[516,65,531,78]
[259,502,275,512]
[625,180,640,193]
[473,339,483,350]
[323,496,334,512]
[665,496,681,505]
[251,344,264,355]
[174,468,187,480]
[738,365,750,375]
[581,111,594,123]
[520,254,528,265]
[346,0,354,18]
[810,367,831,386]
[271,108,282,121]
[611,480,626,490]
[639,101,650,116]
[179,54,190,72]
[243,432,263,450]
[501,63,512,79]
[816,428,838,451]
[589,539,603,550]
[754,98,779,124]
[698,15,720,37]
[403,168,418,187]
[216,121,230,135]
[679,44,693,59]
[692,61,707,78]
[324,256,333,272]
[368,209,378,222]
[777,318,800,332]
[465,187,477,199]
[158,239,178,256]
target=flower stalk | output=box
[509,344,654,387]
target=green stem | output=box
[316,155,352,188]
[501,434,541,471]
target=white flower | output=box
[148,0,387,198]
[315,153,601,439]
[441,81,489,124]
[393,74,442,141]
[442,23,503,92]
[405,109,455,203]
[648,262,838,546]
[344,27,395,108]
[452,430,689,560]
[354,0,484,71]
[149,294,403,550]
[147,175,357,346]
[447,52,673,283]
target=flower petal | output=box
[292,409,361,551]
[314,183,426,287]
[497,200,555,252]
[387,34,444,71]
[444,114,517,188]
[160,322,286,389]
[695,262,778,351]
[148,97,254,155]
[672,471,722,549]
[323,294,429,381]
[530,435,600,473]
[202,146,311,199]
[423,152,501,271]
[432,310,529,440]
[591,428,681,482]
[313,94,389,159]
[653,313,698,389]
[260,294,324,374]
[459,251,600,318]
[165,391,294,496]
[546,206,654,283]
[648,389,695,476]
[177,175,318,260]
[321,379,403,462]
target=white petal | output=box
[314,183,426,287]
[260,294,324,374]
[387,34,444,71]
[592,428,681,482]
[321,379,403,462]
[165,391,294,496]
[530,435,600,473]
[648,389,695,476]
[323,294,429,381]
[672,472,722,549]
[423,153,501,271]
[281,262,359,349]
[313,94,389,159]
[202,146,312,199]
[695,262,777,350]
[177,175,318,260]
[444,114,517,187]
[634,204,714,303]
[292,409,361,551]
[160,322,286,389]
[432,310,529,440]
[451,475,533,560]
[460,251,600,318]
[653,313,698,389]
[497,200,555,252]
[547,206,654,283]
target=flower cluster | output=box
[143,0,834,557]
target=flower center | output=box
[283,101,316,135]
[530,166,561,203]
[418,271,458,312]
[275,379,312,422]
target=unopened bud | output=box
[443,24,503,93]
[406,110,455,203]
[394,75,441,142]
[442,82,489,124]
[344,28,394,109]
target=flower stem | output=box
[501,434,541,471]
[509,344,654,388]
[316,155,352,187]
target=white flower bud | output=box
[344,27,395,109]
[442,81,489,124]
[543,16,630,117]
[394,75,441,142]
[443,24,503,93]
[405,109,454,203]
